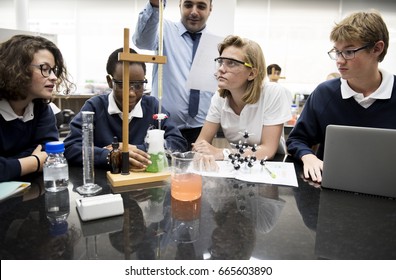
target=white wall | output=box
[0,27,57,44]
[234,0,396,95]
[1,0,396,95]
[0,0,234,91]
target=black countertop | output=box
[1,157,395,260]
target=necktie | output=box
[187,32,202,118]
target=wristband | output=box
[31,155,41,173]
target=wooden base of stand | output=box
[106,170,170,188]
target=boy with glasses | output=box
[64,48,187,170]
[287,11,396,183]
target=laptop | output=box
[321,125,396,198]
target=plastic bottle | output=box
[287,104,298,125]
[43,141,69,192]
[45,188,70,236]
[45,188,70,223]
[109,136,121,174]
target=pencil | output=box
[261,157,277,178]
[263,165,277,179]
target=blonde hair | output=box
[330,11,389,62]
[217,35,265,104]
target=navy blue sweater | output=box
[63,94,187,168]
[287,78,396,160]
[0,100,58,182]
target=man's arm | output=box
[132,1,161,50]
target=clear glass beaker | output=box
[170,151,202,201]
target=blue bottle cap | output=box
[49,221,68,236]
[45,141,65,153]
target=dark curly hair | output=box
[0,34,75,101]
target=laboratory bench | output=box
[1,156,395,260]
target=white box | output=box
[76,193,124,221]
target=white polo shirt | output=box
[341,69,394,108]
[206,82,292,145]
[0,99,34,122]
[107,91,143,122]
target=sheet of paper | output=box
[200,161,298,187]
[0,181,31,201]
[186,33,225,93]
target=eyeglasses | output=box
[214,57,252,70]
[31,63,59,78]
[112,78,148,91]
[327,43,374,60]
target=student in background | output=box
[64,48,187,170]
[133,0,215,150]
[267,64,282,82]
[192,35,292,160]
[287,11,396,183]
[0,35,73,182]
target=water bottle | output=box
[287,104,298,125]
[45,188,70,223]
[43,141,69,192]
[45,188,70,236]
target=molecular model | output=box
[226,131,276,178]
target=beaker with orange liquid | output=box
[170,152,202,201]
